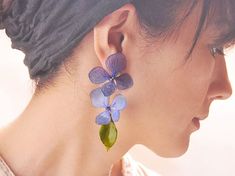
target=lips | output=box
[195,115,208,121]
[192,117,200,130]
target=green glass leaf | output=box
[99,121,118,151]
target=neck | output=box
[0,78,132,176]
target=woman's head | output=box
[1,0,234,157]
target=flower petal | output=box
[90,88,109,108]
[115,73,133,90]
[111,94,127,110]
[101,81,116,97]
[105,53,127,76]
[88,66,110,84]
[96,111,111,125]
[111,110,120,122]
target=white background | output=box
[1,30,235,176]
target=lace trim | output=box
[0,156,15,176]
[121,153,161,176]
[121,153,137,176]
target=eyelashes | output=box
[210,47,225,58]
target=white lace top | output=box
[0,156,15,176]
[120,153,160,176]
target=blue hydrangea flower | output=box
[88,52,133,97]
[90,88,127,125]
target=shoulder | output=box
[121,153,161,176]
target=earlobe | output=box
[93,3,135,68]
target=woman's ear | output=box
[93,3,136,68]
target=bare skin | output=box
[0,2,232,176]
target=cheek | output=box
[127,44,215,156]
[164,58,215,126]
[134,57,213,134]
[181,47,215,107]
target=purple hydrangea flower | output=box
[90,88,127,125]
[88,52,133,97]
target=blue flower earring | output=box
[88,52,133,151]
[89,52,133,96]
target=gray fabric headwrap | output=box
[0,0,132,80]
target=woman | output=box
[0,0,234,175]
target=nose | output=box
[208,56,233,101]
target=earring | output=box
[89,52,133,97]
[88,52,133,151]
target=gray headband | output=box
[1,0,132,80]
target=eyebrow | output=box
[206,18,232,47]
[206,1,235,48]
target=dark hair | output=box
[0,0,4,29]
[1,0,235,94]
[133,0,235,58]
[0,0,11,29]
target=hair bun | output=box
[0,0,4,29]
[0,0,12,29]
